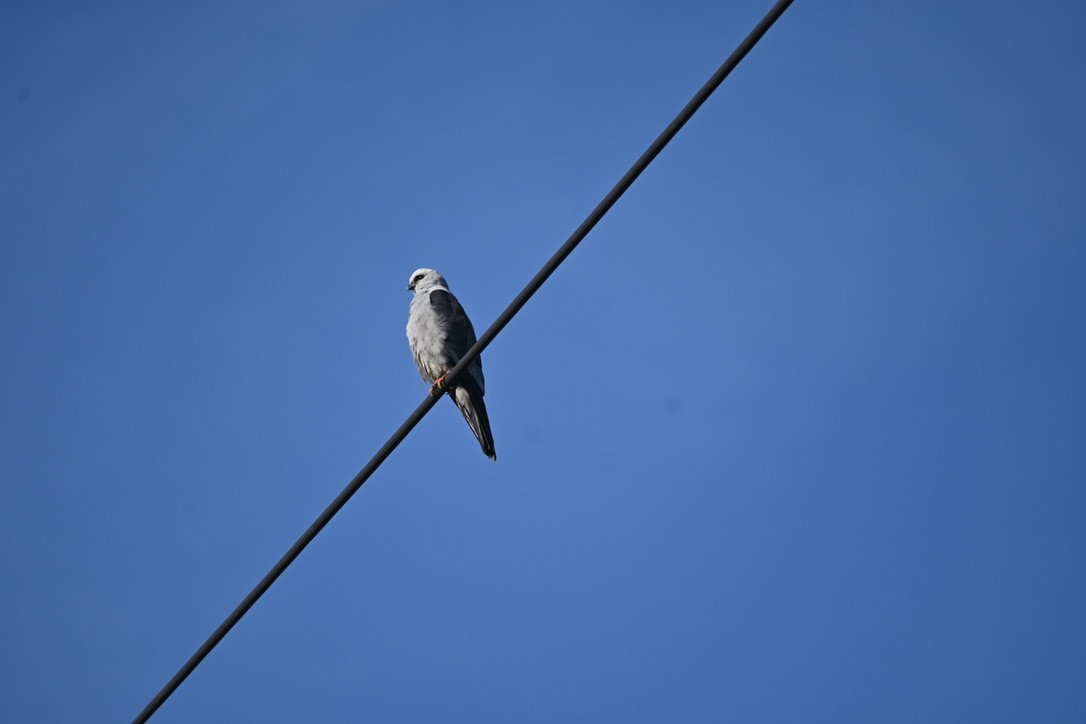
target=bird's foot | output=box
[430,375,447,396]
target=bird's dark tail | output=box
[451,382,496,460]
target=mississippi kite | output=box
[406,268,496,460]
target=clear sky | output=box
[2,1,1085,721]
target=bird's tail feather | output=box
[452,384,496,460]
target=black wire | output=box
[134,1,795,720]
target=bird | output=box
[406,268,496,460]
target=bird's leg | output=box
[430,375,447,396]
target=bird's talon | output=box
[430,375,446,396]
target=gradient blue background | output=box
[3,1,1085,721]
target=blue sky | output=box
[2,1,1085,721]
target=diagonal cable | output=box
[134,1,795,719]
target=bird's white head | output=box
[407,268,448,294]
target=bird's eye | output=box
[413,275,423,283]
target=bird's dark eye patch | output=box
[412,275,423,283]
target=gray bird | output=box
[406,268,496,460]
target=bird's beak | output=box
[407,283,414,291]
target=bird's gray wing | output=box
[429,289,485,391]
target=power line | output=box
[134,1,795,720]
